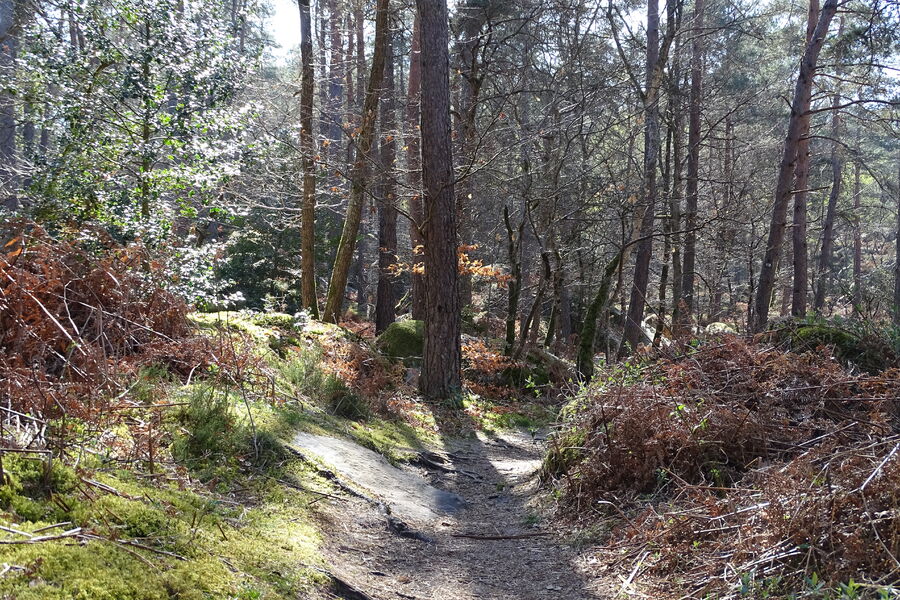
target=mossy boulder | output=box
[792,325,892,374]
[764,319,896,375]
[375,320,424,365]
[500,347,574,390]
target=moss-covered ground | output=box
[0,311,565,598]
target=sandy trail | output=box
[292,430,604,600]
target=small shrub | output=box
[278,349,330,400]
[98,495,174,539]
[541,428,586,481]
[172,385,237,464]
[327,387,369,421]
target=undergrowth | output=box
[0,224,576,598]
[546,335,900,598]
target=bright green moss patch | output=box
[0,541,231,600]
[0,458,326,600]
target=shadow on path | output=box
[299,409,602,600]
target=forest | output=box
[0,0,899,598]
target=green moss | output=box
[0,541,230,600]
[248,312,301,330]
[0,451,327,599]
[375,320,424,365]
[461,393,557,434]
[346,419,437,463]
[792,324,892,374]
[0,455,80,523]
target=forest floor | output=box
[300,428,606,600]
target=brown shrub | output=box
[551,337,900,594]
[0,221,193,419]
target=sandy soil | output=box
[294,430,606,600]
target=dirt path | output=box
[294,430,604,600]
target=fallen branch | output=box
[451,531,551,540]
[308,566,377,600]
[276,478,346,503]
[0,527,82,544]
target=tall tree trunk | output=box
[375,20,398,334]
[679,0,704,330]
[322,0,390,323]
[417,0,461,400]
[349,5,368,318]
[752,0,838,332]
[517,250,550,358]
[780,238,793,316]
[654,124,674,345]
[503,205,523,356]
[139,22,153,219]
[621,0,665,356]
[405,13,426,320]
[721,114,736,320]
[577,252,621,382]
[894,154,900,326]
[455,2,485,309]
[669,68,685,328]
[316,0,329,141]
[791,0,820,318]
[0,0,17,208]
[326,0,344,148]
[298,0,319,318]
[21,100,33,191]
[813,15,845,313]
[852,160,862,314]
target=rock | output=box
[375,320,424,366]
[705,322,736,335]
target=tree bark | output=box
[751,0,838,332]
[455,2,486,309]
[851,160,862,314]
[417,0,461,400]
[577,252,621,382]
[621,0,666,356]
[405,13,426,321]
[790,0,820,318]
[669,67,685,329]
[894,154,900,326]
[298,0,319,318]
[322,0,390,323]
[679,0,703,330]
[326,0,344,148]
[0,0,17,208]
[375,20,398,334]
[503,205,523,356]
[813,15,845,313]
